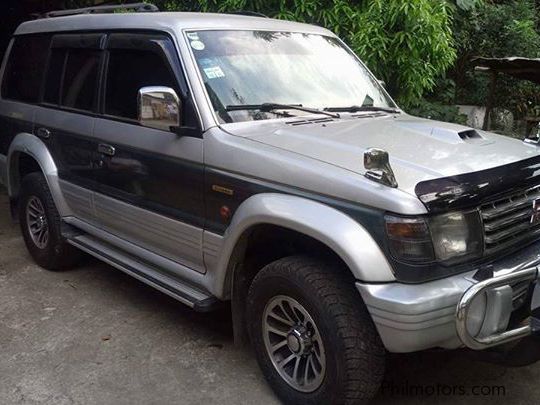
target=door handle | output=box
[98,143,115,156]
[36,127,51,139]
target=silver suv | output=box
[1,4,539,404]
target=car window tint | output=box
[61,49,100,112]
[105,49,176,120]
[43,48,66,105]
[1,35,51,103]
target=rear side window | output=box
[43,48,100,112]
[1,35,51,103]
[105,49,177,120]
[43,49,66,104]
[61,50,100,111]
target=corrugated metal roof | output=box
[471,56,540,84]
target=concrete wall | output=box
[457,105,486,129]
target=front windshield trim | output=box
[182,28,399,127]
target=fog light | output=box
[480,286,513,337]
[464,285,513,338]
[466,292,487,337]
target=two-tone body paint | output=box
[0,24,397,294]
[4,12,540,356]
[4,15,538,285]
[0,102,33,186]
[30,31,207,272]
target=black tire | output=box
[247,256,385,405]
[18,172,81,270]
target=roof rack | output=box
[42,2,159,18]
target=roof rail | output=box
[41,2,159,18]
[230,10,269,18]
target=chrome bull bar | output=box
[456,266,539,350]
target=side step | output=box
[67,234,220,312]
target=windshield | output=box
[187,30,397,123]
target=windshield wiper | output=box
[324,105,400,114]
[226,103,340,119]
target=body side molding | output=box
[7,132,72,217]
[212,193,396,298]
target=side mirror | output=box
[364,148,398,188]
[138,86,181,132]
[364,148,390,170]
[378,79,386,88]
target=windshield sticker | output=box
[186,32,199,40]
[203,66,225,79]
[190,40,205,51]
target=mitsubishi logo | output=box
[531,199,540,224]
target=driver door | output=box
[91,32,205,273]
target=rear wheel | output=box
[247,256,385,405]
[19,172,81,270]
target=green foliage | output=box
[350,0,456,106]
[451,0,540,118]
[408,100,467,125]
[453,0,482,12]
[407,76,467,124]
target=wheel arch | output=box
[213,193,395,344]
[214,193,395,299]
[7,133,71,217]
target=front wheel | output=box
[246,256,385,405]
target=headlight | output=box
[428,211,483,263]
[385,210,483,264]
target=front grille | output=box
[480,185,540,254]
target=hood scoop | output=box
[457,129,484,142]
[394,121,491,145]
[425,126,492,145]
[431,127,489,144]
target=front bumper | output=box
[356,241,540,353]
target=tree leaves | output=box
[455,0,481,11]
[452,0,540,117]
[350,0,456,105]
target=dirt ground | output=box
[0,185,539,404]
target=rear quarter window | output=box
[1,35,51,103]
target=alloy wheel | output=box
[262,295,326,393]
[26,196,49,249]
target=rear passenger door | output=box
[92,33,205,272]
[34,33,104,221]
[0,34,50,184]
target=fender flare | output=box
[7,132,71,217]
[213,193,396,298]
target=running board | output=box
[67,234,219,312]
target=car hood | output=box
[224,114,540,196]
